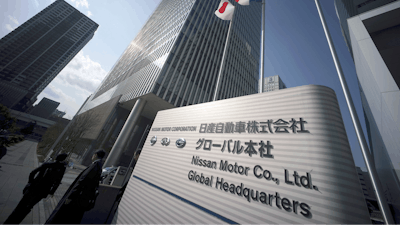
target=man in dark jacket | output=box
[4,153,68,224]
[46,149,106,224]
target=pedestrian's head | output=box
[93,149,106,161]
[55,153,68,162]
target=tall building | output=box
[335,0,400,222]
[261,75,286,92]
[75,0,262,166]
[30,97,60,119]
[52,109,66,118]
[334,0,397,57]
[0,0,99,111]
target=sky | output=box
[0,0,368,168]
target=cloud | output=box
[8,15,19,25]
[36,51,108,119]
[87,11,93,17]
[37,84,80,119]
[45,85,76,104]
[5,16,19,32]
[43,85,60,99]
[70,0,89,9]
[55,51,108,94]
[34,0,39,8]
[5,24,14,32]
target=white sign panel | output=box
[114,85,370,224]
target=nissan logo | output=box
[176,138,186,148]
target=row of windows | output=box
[118,0,192,99]
[0,0,59,47]
[0,3,93,70]
[0,1,97,98]
[94,0,192,99]
[213,1,260,100]
[35,35,92,93]
[154,0,255,105]
[90,0,260,111]
[232,1,261,60]
[154,0,218,105]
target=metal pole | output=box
[121,124,150,187]
[259,0,265,93]
[213,11,235,101]
[103,98,146,168]
[314,1,394,224]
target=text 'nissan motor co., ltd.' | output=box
[151,118,315,218]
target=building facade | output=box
[335,0,400,222]
[76,0,262,167]
[261,75,286,92]
[0,0,98,111]
[30,97,60,119]
[51,109,66,118]
[334,0,397,57]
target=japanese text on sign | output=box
[199,118,309,134]
[196,139,274,159]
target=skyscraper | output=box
[90,0,260,107]
[0,0,99,111]
[261,75,286,92]
[30,97,60,119]
[335,0,400,222]
[75,0,262,166]
[334,0,396,57]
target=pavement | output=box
[0,140,86,224]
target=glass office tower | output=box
[0,0,98,111]
[335,0,400,222]
[76,0,262,167]
[334,0,396,57]
[85,0,261,110]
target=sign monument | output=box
[114,85,370,224]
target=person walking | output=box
[46,149,106,224]
[4,153,68,224]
